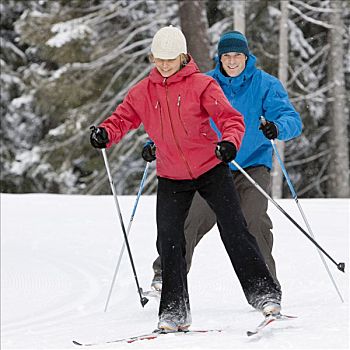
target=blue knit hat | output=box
[218,31,249,57]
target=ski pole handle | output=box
[259,116,266,126]
[260,116,296,197]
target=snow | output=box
[46,21,92,48]
[10,147,41,175]
[48,124,67,137]
[1,194,349,349]
[11,95,33,109]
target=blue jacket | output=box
[207,54,302,170]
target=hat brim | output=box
[152,51,184,60]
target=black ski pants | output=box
[156,163,281,322]
[153,166,279,287]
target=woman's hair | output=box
[179,53,190,68]
[148,53,190,69]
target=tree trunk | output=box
[233,0,245,34]
[327,0,349,197]
[271,0,289,199]
[178,0,212,72]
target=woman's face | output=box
[154,56,182,78]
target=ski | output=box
[73,328,222,346]
[247,313,297,337]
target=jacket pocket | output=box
[199,124,218,142]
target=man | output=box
[144,30,302,294]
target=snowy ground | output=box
[1,194,349,350]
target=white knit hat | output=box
[151,26,187,59]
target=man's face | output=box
[154,56,181,78]
[220,52,247,77]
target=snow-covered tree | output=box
[1,0,349,198]
[1,0,178,194]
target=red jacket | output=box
[100,58,245,180]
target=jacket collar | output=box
[213,53,257,91]
[149,55,200,85]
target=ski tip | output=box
[72,340,83,346]
[247,331,257,337]
[278,314,298,319]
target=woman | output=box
[90,26,281,332]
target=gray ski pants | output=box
[152,165,279,287]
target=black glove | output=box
[215,141,237,163]
[90,126,109,149]
[142,141,156,162]
[259,120,278,140]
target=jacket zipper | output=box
[177,95,188,135]
[155,101,164,139]
[164,81,194,179]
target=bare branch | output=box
[96,49,149,104]
[255,41,278,59]
[290,82,335,102]
[288,4,334,29]
[290,0,340,13]
[297,175,329,197]
[285,149,330,167]
[287,44,329,87]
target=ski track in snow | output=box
[1,194,349,349]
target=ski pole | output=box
[104,162,150,312]
[259,116,344,302]
[230,158,345,273]
[101,147,148,307]
[272,138,344,302]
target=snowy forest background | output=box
[1,0,349,198]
